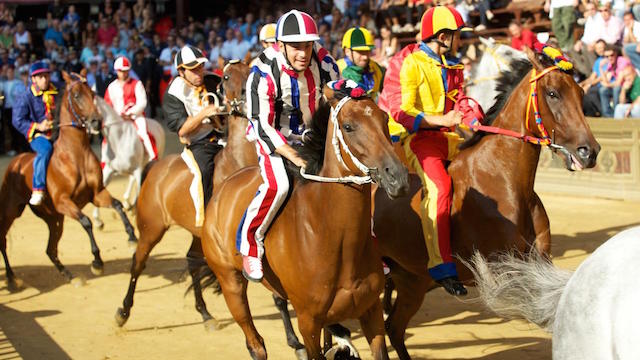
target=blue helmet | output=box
[30,60,51,77]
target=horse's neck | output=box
[57,103,90,149]
[226,117,255,166]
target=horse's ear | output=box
[323,85,339,107]
[479,37,492,48]
[217,56,225,71]
[524,46,545,71]
[243,51,252,65]
[62,70,72,84]
[80,68,87,78]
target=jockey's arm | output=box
[177,104,221,138]
[124,81,147,117]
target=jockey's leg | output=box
[187,138,223,208]
[134,117,157,160]
[29,137,53,205]
[403,131,466,296]
[237,142,290,282]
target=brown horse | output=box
[114,62,257,330]
[0,71,137,290]
[201,85,409,360]
[373,49,600,359]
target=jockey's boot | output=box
[437,276,467,296]
[242,255,264,282]
[29,190,45,206]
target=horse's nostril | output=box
[577,146,590,159]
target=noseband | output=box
[299,96,377,185]
[59,79,98,134]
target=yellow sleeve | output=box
[398,55,425,133]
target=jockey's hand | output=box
[37,120,53,132]
[201,104,223,120]
[442,110,463,127]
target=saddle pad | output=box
[180,148,205,227]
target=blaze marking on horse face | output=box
[364,106,372,117]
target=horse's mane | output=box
[286,99,332,181]
[460,55,560,149]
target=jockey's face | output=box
[280,41,313,72]
[31,73,50,90]
[181,63,205,87]
[117,69,130,81]
[347,48,371,68]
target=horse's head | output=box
[221,60,250,115]
[62,70,102,134]
[323,83,409,198]
[524,47,600,170]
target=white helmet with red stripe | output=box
[113,56,131,71]
[276,9,320,43]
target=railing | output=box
[535,117,640,200]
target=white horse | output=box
[92,96,165,229]
[466,37,526,112]
[467,226,640,360]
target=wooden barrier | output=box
[535,117,640,200]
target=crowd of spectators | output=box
[3,0,640,156]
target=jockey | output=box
[389,6,469,296]
[104,56,158,161]
[258,23,277,49]
[12,60,58,206]
[162,45,224,212]
[238,9,339,282]
[337,27,385,101]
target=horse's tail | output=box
[141,159,158,185]
[464,250,573,332]
[185,255,221,295]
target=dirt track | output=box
[1,165,639,359]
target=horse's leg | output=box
[115,219,167,326]
[54,197,104,275]
[385,267,431,360]
[217,268,267,359]
[296,312,324,360]
[531,192,551,257]
[382,275,395,315]
[129,167,143,210]
[358,300,390,360]
[93,164,115,230]
[0,207,24,291]
[43,214,78,283]
[121,175,136,211]
[93,189,137,245]
[272,294,306,358]
[186,236,220,331]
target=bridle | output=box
[457,65,570,154]
[220,61,246,116]
[299,96,377,185]
[57,78,100,135]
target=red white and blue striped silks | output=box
[237,42,338,258]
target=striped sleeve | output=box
[316,45,340,83]
[398,55,426,133]
[247,66,286,154]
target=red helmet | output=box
[113,56,131,71]
[420,6,470,42]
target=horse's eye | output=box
[505,50,513,56]
[74,93,80,99]
[547,90,558,98]
[224,75,230,81]
[342,123,354,132]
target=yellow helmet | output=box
[342,27,375,51]
[259,23,277,43]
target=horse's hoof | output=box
[203,318,221,332]
[115,308,129,327]
[91,263,104,276]
[7,277,25,292]
[294,348,308,360]
[71,276,86,288]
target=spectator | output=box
[82,21,97,46]
[473,0,498,32]
[208,35,224,67]
[0,47,13,67]
[572,2,623,77]
[14,21,32,52]
[599,45,631,117]
[509,20,542,50]
[544,0,578,51]
[44,19,65,47]
[0,25,13,49]
[240,13,258,43]
[372,24,398,68]
[622,11,640,44]
[64,47,84,74]
[47,0,64,20]
[614,67,640,117]
[97,18,118,49]
[95,61,116,97]
[221,28,236,60]
[383,0,407,33]
[159,34,179,66]
[86,59,99,89]
[0,64,29,155]
[62,5,81,43]
[80,38,100,66]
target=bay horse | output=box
[373,48,600,359]
[91,97,166,230]
[468,225,640,360]
[0,71,137,290]
[114,62,256,331]
[201,84,409,360]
